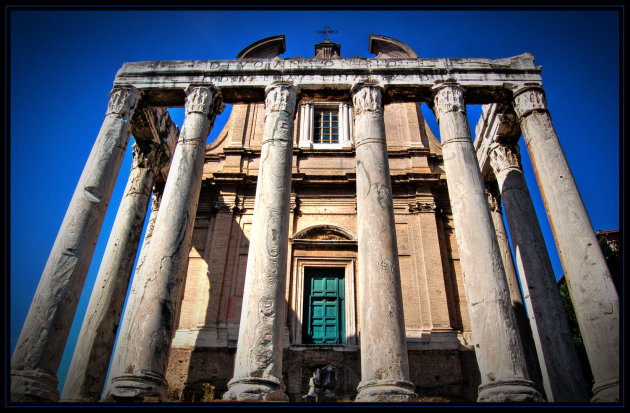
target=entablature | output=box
[114,53,542,106]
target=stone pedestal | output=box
[512,86,619,402]
[432,83,542,403]
[103,85,223,401]
[352,83,417,403]
[61,142,168,402]
[10,86,140,402]
[223,82,296,402]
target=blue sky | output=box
[8,7,622,395]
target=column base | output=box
[223,377,288,401]
[477,379,544,403]
[355,379,417,403]
[591,380,619,402]
[10,369,59,402]
[102,372,168,402]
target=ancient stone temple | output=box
[10,34,620,404]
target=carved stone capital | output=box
[264,82,297,118]
[212,195,245,214]
[351,83,383,116]
[213,201,234,213]
[408,201,437,213]
[184,86,212,114]
[432,83,466,122]
[106,86,140,117]
[488,142,522,174]
[131,141,169,175]
[289,196,299,214]
[512,86,548,119]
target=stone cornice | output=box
[113,54,542,106]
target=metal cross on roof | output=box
[317,25,338,41]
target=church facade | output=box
[165,37,478,402]
[10,34,620,404]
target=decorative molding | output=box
[292,224,357,242]
[211,194,244,214]
[408,201,438,214]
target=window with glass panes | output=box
[313,109,339,144]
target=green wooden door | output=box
[303,267,345,344]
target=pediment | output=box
[291,225,356,242]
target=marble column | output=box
[485,180,545,398]
[223,82,296,401]
[432,83,542,402]
[103,85,223,401]
[512,86,619,402]
[10,86,140,402]
[352,82,417,403]
[61,141,169,402]
[488,141,588,401]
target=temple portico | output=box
[11,35,619,404]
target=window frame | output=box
[313,108,340,144]
[298,101,353,150]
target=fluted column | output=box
[352,82,417,403]
[10,86,140,402]
[223,82,296,401]
[432,83,542,402]
[61,141,169,402]
[103,85,223,401]
[488,141,588,401]
[485,180,545,398]
[512,86,619,402]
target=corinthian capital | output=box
[265,82,297,118]
[351,83,383,116]
[185,86,214,115]
[488,142,522,174]
[432,83,466,122]
[131,141,169,175]
[512,86,548,119]
[106,86,140,117]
